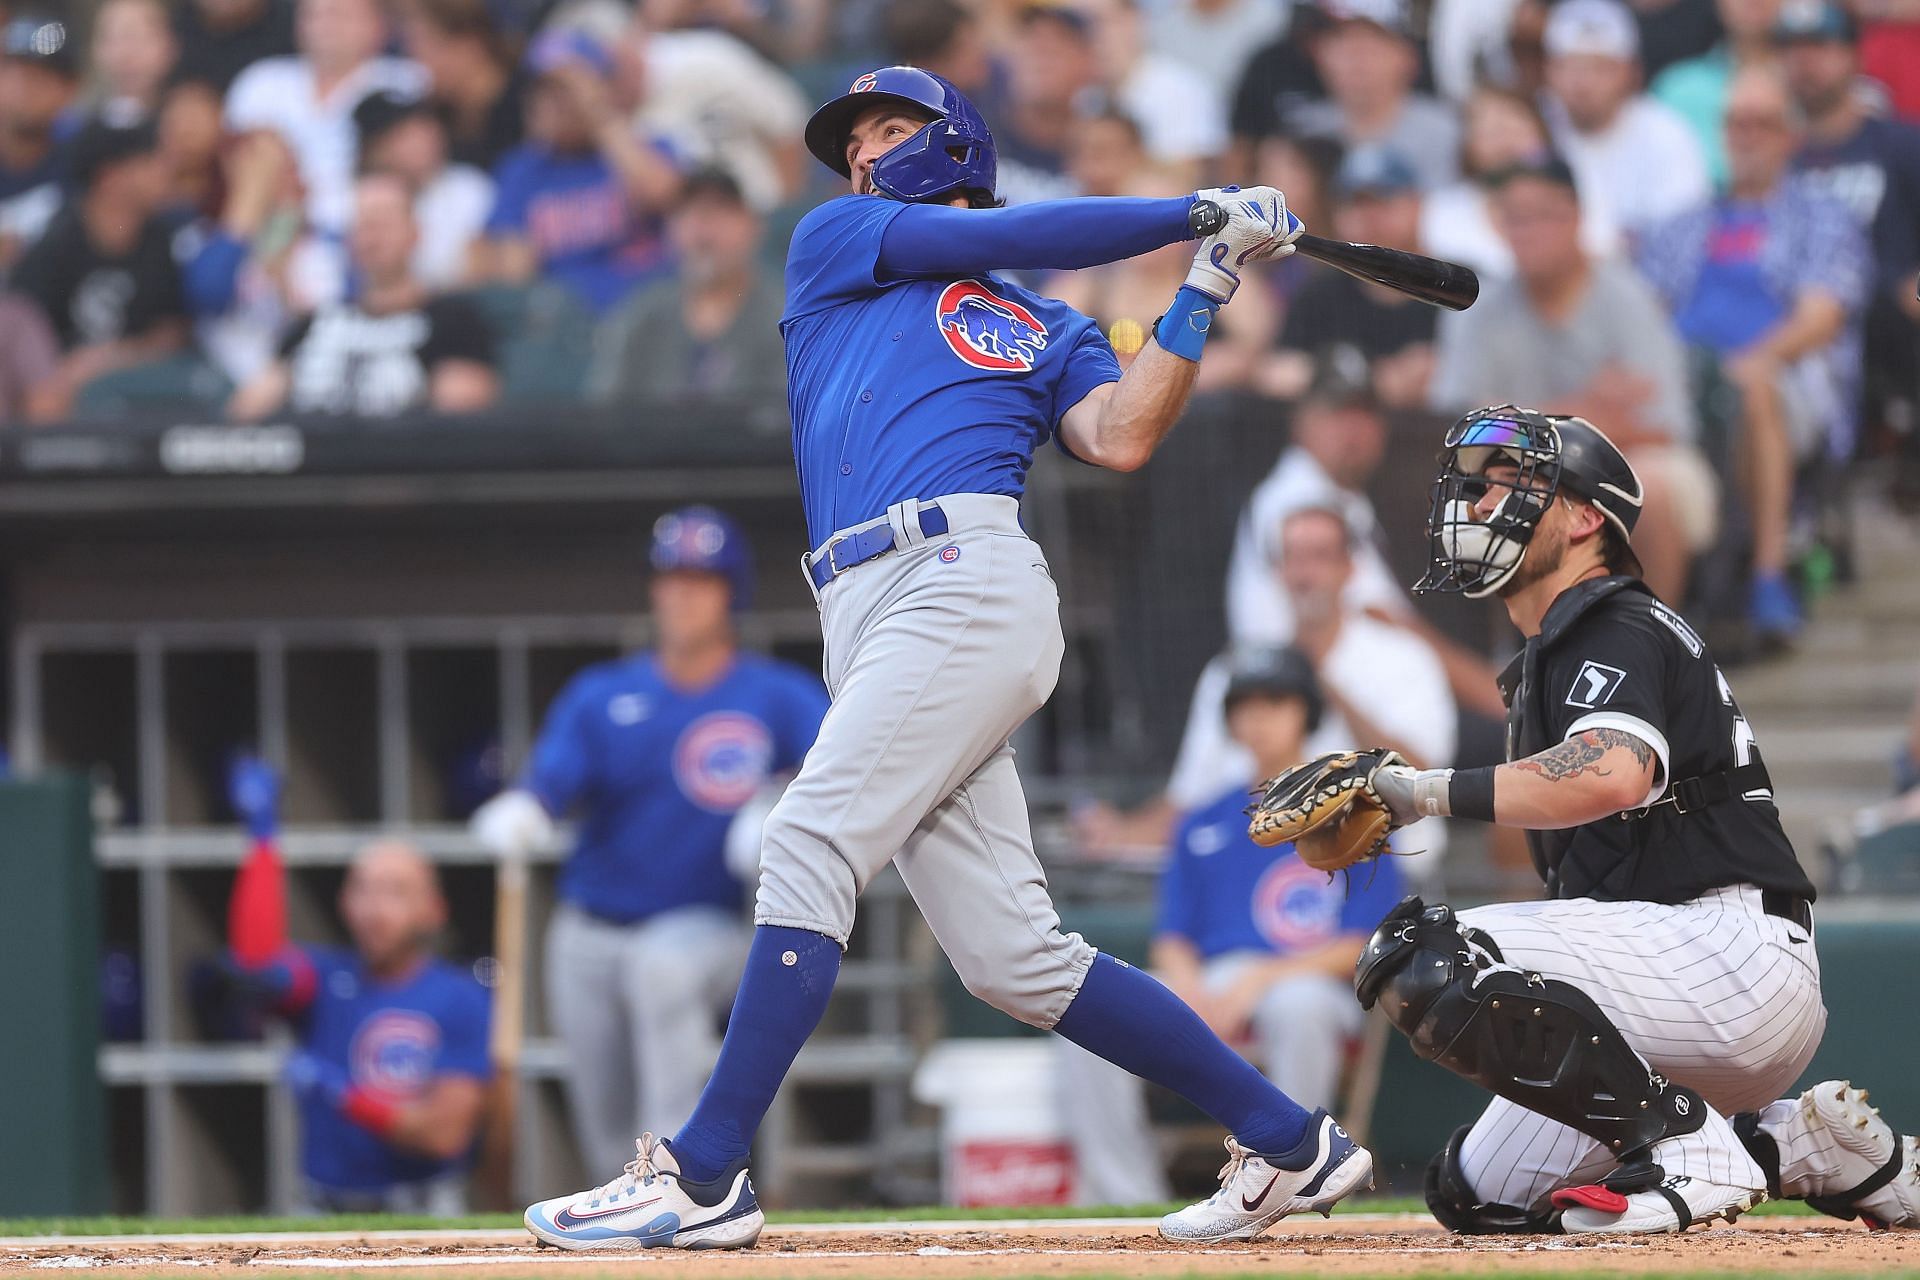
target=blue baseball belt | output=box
[806,503,950,591]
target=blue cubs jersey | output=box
[1157,786,1405,962]
[294,947,490,1192]
[526,652,828,923]
[781,195,1122,546]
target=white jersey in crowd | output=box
[225,55,430,236]
[412,165,495,290]
[1117,55,1229,167]
[1146,0,1289,99]
[635,29,811,214]
[1224,447,1408,649]
[1165,612,1457,875]
[1546,94,1711,234]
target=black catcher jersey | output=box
[1498,576,1816,904]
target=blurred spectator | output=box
[469,28,680,313]
[0,291,60,423]
[1543,0,1712,234]
[589,166,785,410]
[1258,145,1435,407]
[87,0,180,122]
[1861,1,1920,120]
[175,0,298,94]
[1247,131,1343,324]
[0,14,80,263]
[1288,0,1460,191]
[637,0,831,67]
[1428,0,1528,101]
[1148,0,1287,91]
[12,117,188,418]
[1429,156,1710,604]
[225,766,488,1214]
[881,0,996,96]
[616,11,810,212]
[230,173,498,418]
[157,76,228,217]
[1051,114,1275,387]
[1169,506,1455,865]
[1633,0,1729,76]
[355,90,492,291]
[1777,1,1920,456]
[1638,65,1867,644]
[403,0,525,172]
[1075,0,1226,180]
[994,3,1098,204]
[1227,2,1328,174]
[1652,0,1785,187]
[1422,83,1619,279]
[1059,646,1402,1206]
[225,0,428,236]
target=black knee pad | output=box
[1423,1125,1558,1234]
[1356,896,1706,1187]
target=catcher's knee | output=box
[1356,896,1704,1183]
[1424,1125,1558,1235]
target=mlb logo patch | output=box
[1565,660,1628,709]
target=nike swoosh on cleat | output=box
[552,1198,660,1229]
[1240,1170,1284,1212]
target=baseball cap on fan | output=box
[525,27,615,78]
[1770,0,1857,45]
[1316,0,1411,37]
[1335,144,1419,200]
[1544,0,1640,62]
[2,14,74,74]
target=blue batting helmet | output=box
[649,506,754,607]
[804,65,996,204]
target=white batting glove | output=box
[1185,185,1305,304]
[471,788,555,858]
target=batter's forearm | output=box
[1063,339,1200,471]
[876,197,1195,277]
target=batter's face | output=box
[340,840,446,973]
[844,104,936,196]
[650,571,732,648]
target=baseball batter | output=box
[472,508,827,1177]
[1326,405,1918,1233]
[523,65,1376,1251]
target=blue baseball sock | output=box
[1053,952,1311,1155]
[668,925,841,1184]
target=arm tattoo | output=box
[1511,728,1655,782]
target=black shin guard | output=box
[1423,1125,1558,1234]
[1357,897,1707,1191]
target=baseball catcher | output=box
[1298,405,1918,1234]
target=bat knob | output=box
[1188,199,1226,238]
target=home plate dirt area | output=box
[1,1216,1913,1279]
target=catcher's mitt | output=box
[1247,748,1407,873]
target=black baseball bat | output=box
[1291,233,1479,312]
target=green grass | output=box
[0,1197,1821,1238]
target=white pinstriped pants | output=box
[1454,885,1826,1210]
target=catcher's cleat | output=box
[1554,1176,1761,1234]
[1159,1110,1374,1243]
[1795,1081,1920,1229]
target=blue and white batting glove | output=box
[1185,185,1304,304]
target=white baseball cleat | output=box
[524,1132,763,1251]
[1159,1110,1374,1243]
[1796,1080,1920,1229]
[1553,1176,1761,1234]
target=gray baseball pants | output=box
[754,494,1096,1028]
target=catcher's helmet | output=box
[804,65,996,204]
[1414,404,1644,599]
[650,505,754,607]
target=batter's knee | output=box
[752,799,859,945]
[950,930,1095,1030]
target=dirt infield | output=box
[1,1215,1912,1279]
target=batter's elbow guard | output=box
[1355,896,1706,1193]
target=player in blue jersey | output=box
[224,760,491,1214]
[1061,648,1403,1204]
[523,66,1363,1252]
[472,507,828,1178]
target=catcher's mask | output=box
[1414,405,1644,599]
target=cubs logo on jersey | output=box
[936,281,1050,372]
[1250,859,1342,950]
[349,1009,441,1100]
[673,711,776,812]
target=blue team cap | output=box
[526,27,615,78]
[1335,144,1420,199]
